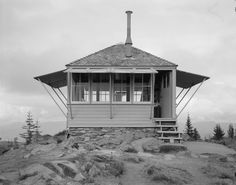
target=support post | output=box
[58,88,67,102]
[177,79,206,118]
[150,73,155,119]
[109,73,113,119]
[176,87,192,107]
[67,72,73,119]
[176,88,184,99]
[172,69,176,118]
[51,87,67,109]
[38,79,67,118]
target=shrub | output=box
[107,160,125,177]
[144,164,192,185]
[159,144,187,153]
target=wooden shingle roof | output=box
[67,44,177,67]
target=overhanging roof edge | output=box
[176,70,209,89]
[34,69,67,88]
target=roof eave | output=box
[65,64,178,68]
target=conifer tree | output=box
[213,124,225,140]
[192,128,201,140]
[20,112,36,145]
[34,120,42,143]
[185,114,194,138]
[227,124,234,139]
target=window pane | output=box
[113,74,130,102]
[134,86,142,102]
[143,86,151,101]
[72,73,89,102]
[133,74,151,102]
[81,73,89,83]
[143,74,151,86]
[134,74,142,83]
[92,73,110,102]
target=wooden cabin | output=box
[34,11,209,143]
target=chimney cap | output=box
[125,10,133,14]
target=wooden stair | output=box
[153,120,182,143]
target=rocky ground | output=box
[0,129,236,185]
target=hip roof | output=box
[67,44,177,67]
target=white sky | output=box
[1,0,236,140]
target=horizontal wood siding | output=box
[68,104,154,127]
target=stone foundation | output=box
[68,127,159,143]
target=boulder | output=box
[88,165,101,177]
[0,175,10,185]
[74,173,86,182]
[23,153,32,159]
[119,143,138,153]
[96,138,122,149]
[164,154,176,161]
[83,143,101,151]
[122,154,144,163]
[30,143,57,155]
[19,164,64,185]
[55,161,79,178]
[91,154,111,163]
[142,138,162,153]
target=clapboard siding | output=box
[68,104,154,127]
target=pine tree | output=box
[192,128,201,140]
[227,124,234,139]
[34,120,42,143]
[185,114,194,138]
[20,112,36,145]
[213,124,225,140]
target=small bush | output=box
[159,144,187,153]
[106,160,125,177]
[201,164,235,181]
[144,165,192,185]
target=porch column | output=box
[172,69,176,118]
[67,72,73,120]
[150,73,155,119]
[109,73,113,119]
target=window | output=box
[92,73,110,102]
[113,74,130,102]
[134,74,151,102]
[71,73,89,102]
[162,72,170,88]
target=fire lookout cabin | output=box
[34,11,209,143]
